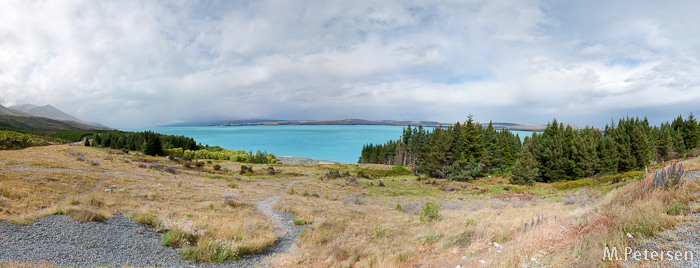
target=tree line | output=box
[91,131,198,156]
[359,114,700,185]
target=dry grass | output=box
[2,144,699,267]
[0,260,58,268]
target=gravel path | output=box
[0,209,305,268]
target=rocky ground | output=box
[0,204,305,268]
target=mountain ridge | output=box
[11,104,83,122]
[0,104,109,130]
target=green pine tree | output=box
[509,146,539,186]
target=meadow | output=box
[0,142,698,267]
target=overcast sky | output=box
[1,0,699,128]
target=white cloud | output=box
[0,0,699,127]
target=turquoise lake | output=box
[121,125,535,164]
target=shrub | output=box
[86,195,104,207]
[652,161,686,190]
[179,239,237,263]
[213,164,221,171]
[162,230,199,248]
[419,201,442,223]
[372,226,386,238]
[667,202,689,215]
[163,166,177,174]
[64,207,107,222]
[130,211,160,228]
[195,161,205,168]
[239,165,253,175]
[227,182,237,188]
[222,194,241,207]
[267,167,275,175]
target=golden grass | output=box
[1,144,699,267]
[0,260,58,268]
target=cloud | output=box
[0,0,699,128]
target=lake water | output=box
[121,125,535,164]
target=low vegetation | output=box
[1,129,700,267]
[0,130,67,150]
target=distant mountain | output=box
[8,103,38,113]
[0,104,109,130]
[171,117,588,132]
[0,105,31,117]
[10,104,83,122]
[218,119,446,127]
[0,114,106,130]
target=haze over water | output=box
[122,125,534,164]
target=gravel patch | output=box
[0,211,305,268]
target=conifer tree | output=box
[534,120,567,182]
[656,123,673,160]
[613,118,635,172]
[420,126,451,178]
[630,124,650,169]
[684,113,700,150]
[597,135,619,175]
[571,128,598,179]
[509,145,539,185]
[462,115,483,161]
[142,131,163,156]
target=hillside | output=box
[0,115,107,130]
[0,105,30,117]
[11,104,83,122]
[0,104,110,130]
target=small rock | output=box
[462,256,466,260]
[110,185,118,188]
[479,260,486,264]
[118,189,125,192]
[104,189,113,192]
[627,233,633,239]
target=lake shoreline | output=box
[276,156,339,165]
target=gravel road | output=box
[0,210,305,268]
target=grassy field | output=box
[1,143,699,267]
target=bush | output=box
[179,239,237,263]
[223,194,241,207]
[129,211,160,228]
[239,165,253,175]
[213,164,221,171]
[419,201,442,223]
[667,202,689,215]
[64,207,108,222]
[162,230,199,248]
[652,161,686,190]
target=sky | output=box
[1,0,700,128]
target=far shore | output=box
[275,156,339,165]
